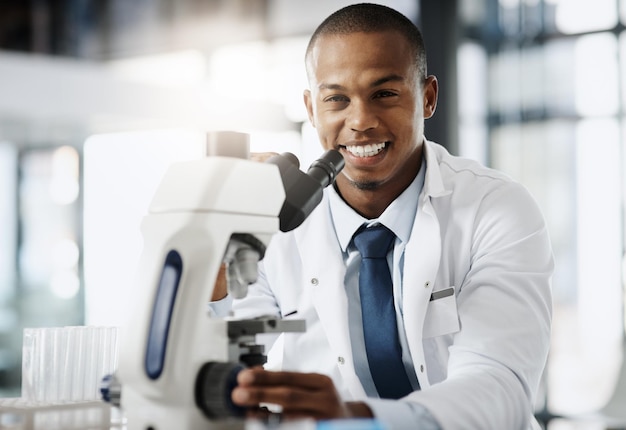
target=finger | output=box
[232,385,339,418]
[233,385,304,407]
[238,368,333,391]
[250,152,279,162]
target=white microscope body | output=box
[107,134,343,430]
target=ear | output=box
[303,89,316,128]
[423,75,438,119]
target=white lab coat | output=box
[232,139,554,430]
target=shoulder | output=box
[425,140,528,198]
[425,140,546,230]
[426,141,513,187]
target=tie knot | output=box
[353,225,396,259]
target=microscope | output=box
[101,132,344,429]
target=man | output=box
[211,3,553,429]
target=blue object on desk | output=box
[317,419,386,430]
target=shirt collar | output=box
[329,155,426,252]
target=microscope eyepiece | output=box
[306,149,345,188]
[267,150,344,232]
[280,152,300,169]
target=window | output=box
[461,0,626,425]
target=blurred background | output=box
[0,0,625,428]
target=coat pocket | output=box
[423,287,460,338]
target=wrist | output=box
[345,401,374,418]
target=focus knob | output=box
[195,361,246,419]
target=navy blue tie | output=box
[353,224,414,399]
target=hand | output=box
[231,367,373,421]
[210,263,228,301]
[250,152,279,163]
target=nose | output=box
[346,100,378,132]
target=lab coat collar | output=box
[327,163,424,251]
[327,188,365,253]
[327,147,428,250]
[422,138,452,199]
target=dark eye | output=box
[324,95,349,103]
[374,90,398,99]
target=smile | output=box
[344,142,387,158]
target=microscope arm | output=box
[109,145,343,430]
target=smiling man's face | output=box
[304,30,437,216]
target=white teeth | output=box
[345,142,386,157]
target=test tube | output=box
[57,326,72,402]
[21,327,38,400]
[83,326,99,400]
[96,327,113,397]
[70,326,86,401]
[107,327,119,375]
[43,327,61,402]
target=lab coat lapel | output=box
[294,197,367,399]
[402,141,447,388]
[403,200,441,389]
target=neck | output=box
[335,150,422,219]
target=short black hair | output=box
[305,3,427,80]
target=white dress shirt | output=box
[327,156,439,428]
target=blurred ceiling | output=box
[0,0,267,60]
[0,0,418,60]
[0,0,419,145]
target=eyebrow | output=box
[318,74,406,91]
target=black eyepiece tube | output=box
[266,150,344,232]
[306,149,345,188]
[279,152,300,170]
